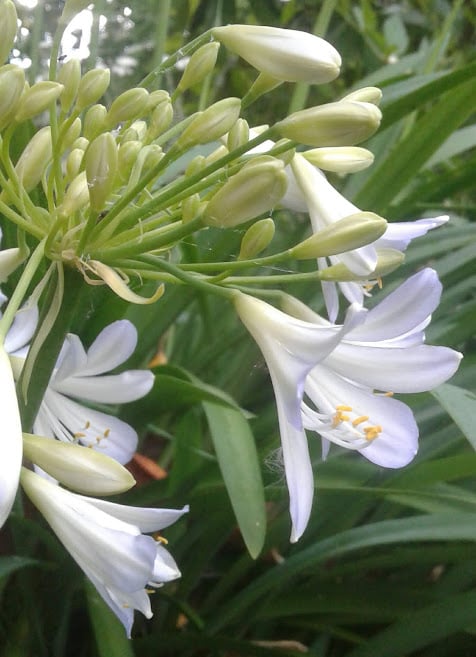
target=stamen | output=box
[73,431,86,438]
[336,405,352,411]
[153,533,168,545]
[352,415,369,427]
[383,391,394,397]
[363,425,382,441]
[377,277,383,289]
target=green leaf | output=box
[203,403,266,558]
[345,590,476,657]
[432,383,476,450]
[85,579,135,657]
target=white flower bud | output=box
[212,25,341,84]
[0,0,18,65]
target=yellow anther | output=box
[377,277,383,289]
[145,589,156,595]
[104,428,111,437]
[332,409,350,426]
[73,431,86,438]
[352,415,369,427]
[364,425,382,441]
[383,391,394,397]
[153,533,168,545]
[336,405,353,411]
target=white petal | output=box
[0,348,22,528]
[151,544,181,582]
[327,343,462,393]
[79,499,189,533]
[79,320,138,376]
[377,216,449,251]
[348,269,441,343]
[4,303,39,355]
[57,370,154,404]
[55,334,88,382]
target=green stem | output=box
[150,0,172,88]
[0,239,46,342]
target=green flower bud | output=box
[84,132,118,211]
[14,126,52,192]
[71,136,89,150]
[176,98,241,150]
[204,145,229,166]
[22,434,135,495]
[176,42,220,94]
[65,147,84,181]
[129,120,147,141]
[242,72,282,107]
[276,100,382,147]
[146,98,173,141]
[106,87,150,127]
[147,89,170,109]
[83,103,107,141]
[58,171,89,217]
[0,247,24,281]
[291,212,387,259]
[238,217,275,259]
[203,156,287,227]
[182,193,202,223]
[117,140,142,183]
[0,64,25,132]
[227,118,250,151]
[319,247,404,281]
[212,25,341,84]
[62,116,82,149]
[76,68,110,111]
[302,146,374,173]
[57,58,81,112]
[0,0,18,65]
[342,86,382,105]
[15,81,64,123]
[185,154,206,177]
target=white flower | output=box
[33,320,154,464]
[234,291,366,542]
[0,344,23,529]
[20,467,187,636]
[289,154,449,321]
[284,268,462,468]
[212,25,341,84]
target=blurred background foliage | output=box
[1,1,476,656]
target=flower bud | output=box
[0,64,25,132]
[227,118,250,151]
[276,101,382,147]
[57,58,81,112]
[182,193,202,223]
[203,156,287,227]
[15,126,52,192]
[147,89,170,110]
[83,103,107,141]
[84,132,118,211]
[342,86,382,105]
[204,145,228,166]
[62,116,82,149]
[15,81,64,123]
[147,99,174,141]
[58,171,89,217]
[185,154,206,177]
[302,146,374,173]
[212,25,341,84]
[65,147,85,181]
[0,247,24,281]
[319,247,404,281]
[0,0,18,65]
[106,87,150,127]
[22,434,136,495]
[291,212,387,259]
[176,42,220,94]
[71,136,89,151]
[238,217,275,259]
[117,140,142,183]
[175,98,241,150]
[76,68,110,111]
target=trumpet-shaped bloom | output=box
[33,320,154,464]
[285,268,462,467]
[20,467,187,636]
[289,154,449,320]
[234,291,366,542]
[236,269,462,542]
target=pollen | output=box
[383,391,394,397]
[153,533,168,545]
[333,404,353,426]
[73,431,86,438]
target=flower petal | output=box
[377,216,449,251]
[79,320,139,376]
[79,498,189,533]
[57,370,154,404]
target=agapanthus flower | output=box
[289,153,449,320]
[234,291,366,542]
[236,269,461,542]
[20,467,187,636]
[32,320,154,464]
